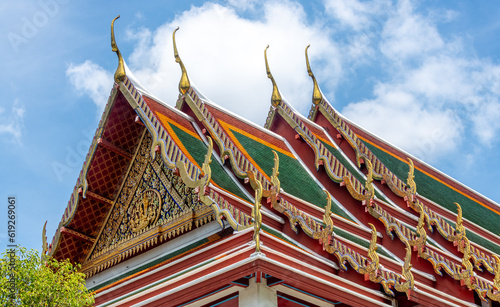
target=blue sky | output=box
[1,0,500,253]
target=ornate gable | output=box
[81,132,214,277]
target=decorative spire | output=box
[111,15,126,83]
[305,45,322,105]
[173,27,190,94]
[264,45,282,107]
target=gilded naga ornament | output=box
[364,159,375,200]
[406,158,417,195]
[176,136,251,232]
[493,255,500,290]
[341,159,374,202]
[454,202,465,240]
[176,137,213,189]
[317,190,334,249]
[323,190,334,230]
[394,241,415,298]
[270,150,281,193]
[410,202,427,253]
[366,223,381,283]
[488,255,500,301]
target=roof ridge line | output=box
[181,88,271,187]
[276,100,369,199]
[344,112,500,210]
[315,99,409,197]
[313,98,500,277]
[192,86,290,141]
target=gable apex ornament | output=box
[264,45,282,107]
[305,45,322,105]
[111,15,126,83]
[173,27,191,95]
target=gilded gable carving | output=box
[83,132,211,276]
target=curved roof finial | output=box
[111,15,126,83]
[173,27,190,95]
[264,45,282,107]
[305,45,322,105]
[42,221,48,256]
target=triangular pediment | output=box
[81,132,214,277]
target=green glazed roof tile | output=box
[231,130,352,221]
[169,124,252,203]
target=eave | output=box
[93,229,395,307]
[49,86,146,263]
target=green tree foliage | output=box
[0,247,94,306]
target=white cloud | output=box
[122,1,340,123]
[472,99,500,145]
[403,56,472,102]
[0,100,25,144]
[342,85,462,162]
[66,1,340,124]
[64,0,500,163]
[380,0,444,62]
[66,60,113,114]
[225,0,258,11]
[324,0,388,31]
[397,56,500,146]
[340,0,500,160]
[344,48,500,155]
[322,0,390,68]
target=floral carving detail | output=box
[129,189,161,233]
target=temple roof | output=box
[47,23,500,306]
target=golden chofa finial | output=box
[264,45,282,107]
[305,45,322,105]
[111,15,126,83]
[173,27,190,95]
